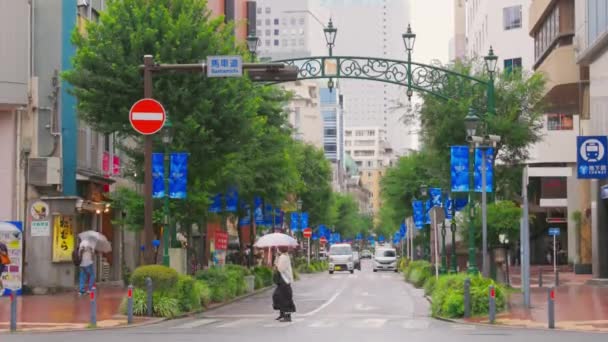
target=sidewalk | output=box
[465,269,608,332]
[0,286,149,332]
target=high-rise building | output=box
[449,0,467,61]
[319,0,413,154]
[320,87,345,192]
[207,0,257,41]
[282,80,324,148]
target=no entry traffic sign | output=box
[129,98,166,135]
[303,228,312,239]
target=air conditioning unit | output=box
[28,157,61,186]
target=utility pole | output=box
[143,55,154,264]
[522,165,531,307]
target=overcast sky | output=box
[409,1,454,65]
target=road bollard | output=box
[127,285,134,324]
[90,286,97,327]
[146,277,153,317]
[539,269,543,287]
[489,285,496,324]
[464,278,471,318]
[10,292,17,332]
[548,287,555,329]
[555,269,559,287]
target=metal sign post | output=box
[548,227,560,283]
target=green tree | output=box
[460,200,522,249]
[293,143,333,227]
[329,193,372,239]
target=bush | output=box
[195,267,231,302]
[406,261,432,288]
[119,288,147,316]
[172,274,201,312]
[119,288,180,318]
[194,280,211,307]
[423,276,436,296]
[131,265,178,293]
[431,273,508,318]
[253,266,273,287]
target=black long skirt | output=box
[272,282,296,313]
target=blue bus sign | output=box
[548,227,560,236]
[577,136,608,179]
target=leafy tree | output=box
[460,200,522,249]
[329,193,372,239]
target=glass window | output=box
[274,29,279,35]
[299,38,305,46]
[504,58,522,73]
[265,39,271,46]
[265,29,271,36]
[256,29,262,37]
[547,114,574,130]
[265,7,271,14]
[274,18,279,25]
[299,17,305,25]
[274,39,279,46]
[257,8,262,14]
[265,19,271,25]
[503,5,522,30]
[256,19,262,26]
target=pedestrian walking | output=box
[78,240,96,295]
[272,246,296,322]
[0,239,10,290]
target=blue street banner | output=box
[264,204,274,227]
[430,188,442,207]
[275,208,283,227]
[356,233,363,241]
[239,204,250,227]
[225,187,239,212]
[413,201,424,228]
[425,200,432,225]
[577,136,608,179]
[312,232,319,241]
[400,222,407,237]
[301,212,309,229]
[451,146,469,192]
[474,147,494,193]
[152,153,165,198]
[254,197,264,225]
[444,197,454,219]
[169,153,188,199]
[367,235,375,242]
[290,212,299,231]
[378,235,385,242]
[454,197,468,211]
[318,224,330,239]
[208,193,222,213]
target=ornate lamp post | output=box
[161,117,174,266]
[402,24,416,102]
[419,184,430,261]
[464,108,480,274]
[484,46,498,116]
[323,19,338,92]
[246,33,260,62]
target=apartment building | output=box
[282,80,324,148]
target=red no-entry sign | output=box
[129,98,166,135]
[319,236,327,244]
[303,228,312,239]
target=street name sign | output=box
[548,227,560,236]
[129,98,166,135]
[206,55,243,77]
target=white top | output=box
[275,253,293,285]
[79,241,94,267]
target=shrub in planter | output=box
[119,288,147,316]
[195,267,230,302]
[423,276,436,296]
[226,268,247,297]
[194,280,211,307]
[131,265,179,293]
[254,275,264,289]
[408,261,432,288]
[119,288,181,318]
[172,274,201,312]
[253,266,273,287]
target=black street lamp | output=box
[484,46,498,77]
[419,184,430,261]
[402,24,416,52]
[464,108,480,274]
[324,18,338,92]
[402,24,416,102]
[247,33,260,62]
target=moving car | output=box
[373,247,398,272]
[328,243,354,274]
[352,251,361,271]
[361,249,372,259]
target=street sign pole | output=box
[522,165,531,308]
[308,237,311,266]
[482,148,489,278]
[553,234,557,279]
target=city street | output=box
[3,260,607,341]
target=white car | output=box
[328,243,354,274]
[373,248,398,272]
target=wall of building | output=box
[282,80,324,148]
[0,0,29,107]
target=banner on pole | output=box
[474,147,494,193]
[254,197,264,225]
[425,200,432,224]
[445,197,454,219]
[264,204,274,227]
[225,187,239,212]
[430,188,442,207]
[290,212,299,231]
[454,197,468,211]
[451,146,469,192]
[208,193,222,213]
[169,153,188,199]
[301,212,309,229]
[152,153,165,198]
[239,204,251,227]
[413,201,424,228]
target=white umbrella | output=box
[254,233,298,248]
[79,230,112,253]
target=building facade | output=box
[450,0,467,61]
[282,80,324,148]
[574,0,608,280]
[320,87,345,192]
[207,0,256,42]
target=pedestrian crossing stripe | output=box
[172,319,218,329]
[308,320,337,328]
[402,319,431,329]
[262,318,304,327]
[216,319,259,328]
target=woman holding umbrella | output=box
[77,230,112,295]
[273,246,296,322]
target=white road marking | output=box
[262,318,303,327]
[356,319,387,328]
[402,319,431,329]
[308,320,337,328]
[354,303,377,311]
[171,319,218,329]
[302,285,347,317]
[216,319,262,328]
[449,324,476,330]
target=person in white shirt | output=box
[78,240,95,295]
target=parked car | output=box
[361,249,372,259]
[328,243,354,274]
[373,247,398,272]
[352,251,361,270]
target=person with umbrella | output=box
[272,246,296,322]
[77,231,112,295]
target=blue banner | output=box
[264,204,274,227]
[474,147,494,193]
[168,153,188,199]
[425,200,432,224]
[301,212,309,229]
[208,193,222,213]
[400,222,407,237]
[378,235,385,242]
[430,188,442,207]
[367,235,375,242]
[152,153,165,198]
[254,197,264,225]
[312,232,319,241]
[451,146,469,192]
[356,233,363,241]
[577,136,608,179]
[444,197,454,219]
[413,201,424,228]
[275,208,283,227]
[318,224,330,239]
[225,187,239,212]
[454,197,468,211]
[239,204,251,227]
[290,212,299,231]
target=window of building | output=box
[274,39,279,46]
[547,114,574,130]
[324,128,337,136]
[355,131,365,137]
[299,38,305,46]
[324,144,337,152]
[265,40,271,46]
[265,19,271,25]
[345,130,352,136]
[256,29,262,37]
[367,130,376,136]
[588,0,608,45]
[503,5,522,30]
[256,19,262,27]
[368,172,372,177]
[534,5,560,62]
[504,58,522,73]
[257,7,262,14]
[299,17,305,25]
[265,29,271,36]
[291,17,296,25]
[282,39,288,46]
[274,18,279,25]
[265,7,271,14]
[291,39,296,46]
[274,29,279,35]
[367,161,374,167]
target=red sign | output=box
[319,237,327,245]
[129,98,166,135]
[303,228,312,239]
[215,230,229,250]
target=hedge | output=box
[130,265,179,293]
[405,260,433,288]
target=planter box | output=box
[169,248,187,274]
[244,275,255,293]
